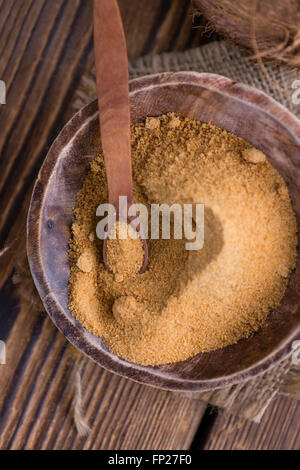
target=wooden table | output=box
[0,0,299,450]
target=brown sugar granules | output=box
[68,113,297,366]
[106,222,144,281]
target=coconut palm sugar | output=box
[68,113,297,366]
[106,222,144,280]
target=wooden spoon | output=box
[93,0,148,273]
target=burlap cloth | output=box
[20,40,300,428]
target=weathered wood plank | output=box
[0,0,92,238]
[0,0,94,287]
[202,395,300,450]
[144,0,191,54]
[119,0,166,58]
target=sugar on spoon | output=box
[93,0,148,273]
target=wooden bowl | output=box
[27,72,300,391]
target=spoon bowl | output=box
[102,219,148,274]
[27,72,300,391]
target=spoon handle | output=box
[94,0,133,210]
